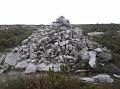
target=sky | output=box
[0,0,120,24]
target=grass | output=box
[0,69,120,89]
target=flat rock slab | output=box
[5,53,20,66]
[80,74,114,83]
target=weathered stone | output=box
[0,69,4,75]
[37,63,47,71]
[22,39,29,45]
[30,53,37,59]
[15,61,28,69]
[88,51,97,68]
[60,40,69,46]
[80,74,114,83]
[58,55,64,63]
[5,53,20,66]
[25,63,37,73]
[12,48,19,53]
[80,47,90,61]
[37,37,50,44]
[21,45,28,49]
[97,52,112,62]
[21,54,27,60]
[63,55,74,60]
[0,54,5,64]
[93,74,114,83]
[94,48,102,53]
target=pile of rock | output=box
[0,16,112,74]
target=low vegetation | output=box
[0,69,120,89]
[0,25,37,52]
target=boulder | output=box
[80,47,90,61]
[25,63,37,73]
[37,63,47,71]
[80,74,114,83]
[5,53,20,66]
[88,51,97,68]
[93,74,114,83]
[85,39,94,49]
[97,52,112,62]
[15,61,28,69]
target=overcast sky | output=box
[0,0,120,24]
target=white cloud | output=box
[0,0,120,24]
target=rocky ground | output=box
[0,16,120,83]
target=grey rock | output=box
[88,51,97,68]
[80,74,114,83]
[63,55,74,60]
[30,53,37,59]
[22,39,29,45]
[12,48,19,53]
[58,55,64,63]
[0,69,4,75]
[21,45,28,49]
[93,74,114,83]
[60,40,69,46]
[97,52,112,62]
[94,48,102,53]
[25,63,37,73]
[15,61,28,69]
[21,54,27,60]
[5,53,20,66]
[85,39,94,49]
[37,37,50,44]
[23,48,29,53]
[0,54,5,64]
[80,47,90,61]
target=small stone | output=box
[60,40,69,46]
[30,53,37,59]
[22,39,29,45]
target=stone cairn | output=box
[0,16,112,74]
